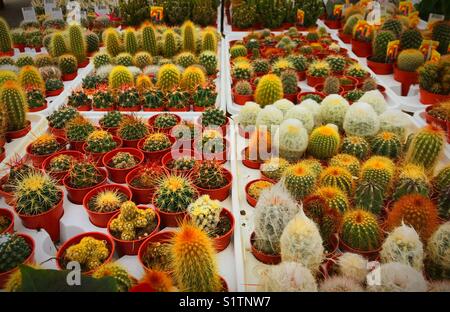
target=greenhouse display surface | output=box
[0,0,449,297]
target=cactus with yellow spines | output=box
[163,29,177,58]
[88,189,128,213]
[187,195,223,235]
[64,236,110,272]
[176,51,197,68]
[68,24,87,64]
[202,29,217,53]
[105,28,122,57]
[114,52,133,66]
[49,32,67,58]
[133,51,153,69]
[58,54,78,75]
[340,136,370,160]
[180,65,206,91]
[433,165,450,193]
[0,70,17,88]
[299,159,323,179]
[340,209,382,251]
[371,131,403,160]
[84,130,117,154]
[154,174,197,213]
[260,157,290,181]
[93,51,112,69]
[272,58,295,76]
[18,65,44,92]
[108,65,134,90]
[171,223,222,292]
[393,164,430,201]
[199,51,217,76]
[360,156,395,191]
[92,263,134,292]
[0,18,12,53]
[282,162,317,200]
[254,74,283,107]
[229,44,247,59]
[30,133,61,156]
[142,132,172,152]
[124,28,138,55]
[319,166,355,196]
[136,74,153,94]
[313,186,350,214]
[140,23,157,56]
[65,116,95,142]
[330,154,360,177]
[0,81,28,132]
[156,63,181,91]
[307,125,340,160]
[181,20,196,53]
[405,125,445,174]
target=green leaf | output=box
[19,265,118,292]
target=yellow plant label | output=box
[296,9,304,25]
[386,40,400,62]
[420,40,440,61]
[399,1,413,16]
[150,6,164,23]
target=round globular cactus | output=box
[399,28,423,51]
[108,65,134,90]
[64,236,109,272]
[58,54,78,75]
[274,118,308,162]
[433,165,450,193]
[18,65,45,92]
[93,52,112,69]
[180,65,206,91]
[368,262,427,292]
[337,252,368,283]
[393,164,430,201]
[397,49,425,72]
[198,51,217,76]
[319,166,354,196]
[231,61,253,80]
[313,186,350,214]
[354,180,386,215]
[381,18,403,38]
[343,102,380,137]
[0,81,28,131]
[260,157,290,181]
[425,222,450,280]
[330,154,360,177]
[85,130,117,154]
[141,24,157,56]
[319,95,349,129]
[307,124,341,160]
[254,74,284,107]
[371,131,403,159]
[156,64,181,92]
[92,263,133,292]
[282,162,317,201]
[360,156,395,191]
[176,51,197,68]
[123,28,138,55]
[229,44,247,59]
[340,209,382,251]
[340,136,370,160]
[257,262,318,292]
[0,233,31,273]
[68,24,87,64]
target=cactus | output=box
[361,77,378,92]
[360,156,395,191]
[0,81,28,131]
[405,125,445,174]
[319,95,349,129]
[307,60,330,78]
[133,52,153,69]
[231,2,257,29]
[325,55,346,73]
[67,159,103,189]
[142,132,171,152]
[287,54,308,72]
[141,24,157,56]
[370,131,402,159]
[109,151,138,169]
[399,28,423,51]
[15,54,34,67]
[258,262,317,292]
[319,166,354,196]
[322,76,340,95]
[254,74,284,107]
[18,65,45,92]
[272,58,295,76]
[181,21,196,53]
[66,116,95,142]
[231,61,253,81]
[272,118,308,162]
[47,105,79,129]
[117,87,140,109]
[93,52,112,69]
[105,29,122,57]
[397,49,425,72]
[319,276,364,292]
[86,32,99,54]
[58,54,78,75]
[372,30,396,62]
[67,90,91,109]
[248,180,274,201]
[260,157,290,181]
[187,194,223,235]
[342,14,362,35]
[343,89,364,103]
[114,53,133,67]
[425,222,450,280]
[229,44,247,59]
[280,70,298,95]
[154,174,197,213]
[108,65,134,90]
[337,252,368,283]
[135,74,153,94]
[307,125,340,160]
[99,111,123,129]
[284,106,314,133]
[0,233,31,273]
[343,102,380,137]
[354,180,385,215]
[180,65,206,91]
[381,18,403,38]
[392,164,430,201]
[198,51,217,76]
[68,24,87,64]
[252,58,270,76]
[118,115,148,141]
[85,130,117,154]
[340,136,370,160]
[165,87,189,110]
[0,18,12,53]
[192,160,227,190]
[87,188,128,213]
[30,133,61,156]
[329,154,360,177]
[176,51,197,68]
[48,154,75,173]
[201,107,226,127]
[64,236,109,272]
[92,263,133,292]
[433,165,450,193]
[380,223,424,271]
[124,28,138,55]
[340,209,382,251]
[154,113,178,129]
[367,262,427,292]
[156,64,181,91]
[92,90,115,110]
[237,101,261,128]
[313,186,349,214]
[162,29,177,58]
[431,21,450,55]
[282,162,317,200]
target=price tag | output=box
[399,1,413,16]
[94,5,109,16]
[44,0,56,16]
[51,8,64,19]
[427,13,445,29]
[22,7,37,21]
[150,6,164,23]
[386,40,399,63]
[66,1,81,24]
[296,9,304,26]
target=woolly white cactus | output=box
[318,94,350,129]
[337,252,369,284]
[380,223,424,271]
[273,118,309,162]
[319,276,364,292]
[255,105,284,132]
[237,101,261,128]
[367,262,427,292]
[299,99,321,125]
[359,90,387,115]
[343,102,380,137]
[426,222,450,274]
[273,99,295,116]
[254,183,300,255]
[285,106,314,133]
[379,109,414,140]
[280,211,325,273]
[257,262,318,292]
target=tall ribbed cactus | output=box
[163,29,177,58]
[0,81,28,131]
[141,24,158,56]
[171,223,222,292]
[105,28,122,57]
[50,32,67,58]
[68,24,87,64]
[0,18,12,53]
[202,30,217,53]
[18,65,45,92]
[108,65,134,90]
[156,64,181,91]
[182,20,196,53]
[124,28,138,55]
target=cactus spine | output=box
[0,18,12,53]
[340,209,382,251]
[163,29,177,58]
[254,74,284,107]
[105,29,122,57]
[319,166,354,196]
[202,30,217,53]
[307,125,340,160]
[282,163,317,201]
[18,65,45,92]
[156,64,181,91]
[50,32,67,58]
[182,21,196,53]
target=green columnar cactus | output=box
[437,188,450,219]
[18,65,45,91]
[67,160,103,189]
[199,51,217,76]
[431,21,450,55]
[343,14,362,35]
[283,163,317,200]
[181,20,196,53]
[141,24,158,56]
[93,52,112,69]
[0,233,31,273]
[133,51,153,69]
[105,29,122,57]
[340,136,370,160]
[406,125,445,174]
[92,263,133,292]
[393,164,430,201]
[255,74,283,107]
[319,166,354,196]
[340,209,382,251]
[124,28,138,55]
[156,64,181,91]
[433,165,450,193]
[86,32,99,54]
[397,49,425,72]
[308,125,340,160]
[371,131,403,159]
[202,30,217,53]
[274,118,308,162]
[68,24,87,64]
[163,29,177,58]
[399,28,423,51]
[280,70,298,95]
[372,30,396,63]
[381,18,403,38]
[354,180,385,215]
[58,54,78,75]
[108,65,134,90]
[0,18,12,53]
[154,174,197,213]
[0,81,28,131]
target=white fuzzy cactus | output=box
[257,262,318,292]
[380,223,424,271]
[237,101,261,128]
[280,211,324,273]
[255,105,284,132]
[426,222,450,274]
[337,252,369,283]
[254,183,300,255]
[379,110,413,140]
[359,90,387,115]
[299,99,321,124]
[187,195,222,234]
[343,102,380,137]
[284,105,314,133]
[318,94,350,129]
[319,276,364,292]
[273,99,295,116]
[273,118,309,162]
[367,262,427,292]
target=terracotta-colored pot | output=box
[108,206,160,256]
[137,136,175,164]
[15,191,64,242]
[69,139,85,152]
[194,168,232,201]
[62,72,77,81]
[419,88,450,105]
[100,125,118,137]
[250,232,281,265]
[283,87,301,104]
[120,135,147,149]
[148,113,182,134]
[167,106,189,112]
[393,65,418,96]
[26,136,67,168]
[103,148,144,183]
[28,101,48,112]
[324,19,341,29]
[93,106,114,112]
[14,44,25,52]
[74,104,91,111]
[63,168,108,204]
[245,178,274,207]
[306,74,326,87]
[56,232,114,275]
[46,88,64,97]
[83,184,132,228]
[48,125,66,138]
[41,150,84,184]
[338,75,358,91]
[138,231,175,273]
[241,147,263,169]
[117,105,141,112]
[125,167,158,205]
[297,70,306,81]
[351,39,372,57]
[82,136,123,167]
[0,208,14,234]
[424,105,448,130]
[6,120,31,140]
[367,58,393,75]
[143,106,164,112]
[0,175,15,206]
[0,49,14,56]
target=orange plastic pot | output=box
[419,88,450,105]
[138,231,175,273]
[148,113,182,134]
[393,65,418,96]
[6,120,31,140]
[367,58,393,75]
[194,168,232,201]
[351,39,372,57]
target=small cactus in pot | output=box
[84,130,118,154]
[141,132,172,152]
[0,233,32,274]
[29,133,62,156]
[87,189,128,213]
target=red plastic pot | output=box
[26,136,67,168]
[284,87,301,103]
[306,74,325,87]
[419,88,450,105]
[125,167,158,205]
[143,106,164,112]
[108,206,160,256]
[152,192,194,228]
[62,72,77,81]
[338,31,351,44]
[120,136,144,148]
[83,184,132,228]
[74,104,91,111]
[56,232,114,274]
[69,139,86,152]
[367,58,393,75]
[48,125,66,138]
[138,231,175,273]
[103,147,144,183]
[100,125,118,136]
[238,124,254,139]
[42,150,84,184]
[241,147,263,169]
[0,175,15,206]
[393,65,418,96]
[148,113,182,134]
[93,106,114,112]
[195,138,230,165]
[63,168,108,204]
[167,106,189,112]
[15,191,64,242]
[194,168,232,201]
[78,59,89,68]
[82,136,123,167]
[14,44,25,52]
[324,19,341,29]
[28,101,48,112]
[424,106,448,130]
[297,70,306,81]
[46,88,64,97]
[137,136,175,164]
[338,76,358,91]
[356,83,386,95]
[297,91,325,103]
[233,90,254,106]
[196,116,230,136]
[0,233,35,289]
[245,179,274,208]
[0,208,14,234]
[161,149,200,174]
[250,232,281,265]
[339,234,381,261]
[6,120,31,140]
[117,105,141,112]
[351,39,372,57]
[314,84,345,95]
[0,49,14,56]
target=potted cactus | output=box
[63,160,108,204]
[0,81,31,140]
[195,129,229,164]
[192,161,232,201]
[324,0,343,29]
[297,91,325,103]
[351,20,373,57]
[117,115,149,148]
[45,78,64,97]
[103,148,144,183]
[11,28,25,52]
[26,133,66,168]
[0,157,34,206]
[198,108,229,134]
[148,113,181,134]
[107,201,160,256]
[65,116,96,152]
[138,231,175,274]
[424,103,450,143]
[161,149,198,174]
[233,80,254,105]
[0,208,13,234]
[117,87,141,111]
[0,18,13,56]
[152,174,198,227]
[245,179,275,207]
[394,49,425,96]
[47,105,79,138]
[165,88,190,112]
[26,88,47,112]
[82,130,122,166]
[192,84,217,111]
[13,170,64,242]
[306,60,331,87]
[126,164,165,205]
[345,63,370,84]
[0,233,35,289]
[41,150,83,184]
[59,54,78,81]
[280,70,300,103]
[142,88,165,112]
[418,57,450,104]
[82,184,132,228]
[92,89,115,111]
[56,232,114,274]
[138,132,174,163]
[67,90,92,111]
[82,75,101,95]
[367,30,396,75]
[99,111,123,136]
